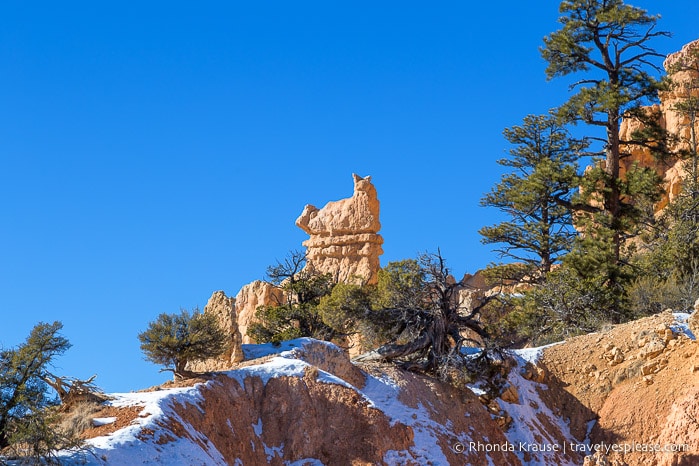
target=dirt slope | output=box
[540,310,699,465]
[69,312,699,465]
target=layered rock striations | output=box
[206,174,384,349]
[296,173,384,285]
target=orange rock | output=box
[296,174,384,285]
[187,291,244,372]
[235,280,286,344]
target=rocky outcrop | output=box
[228,174,385,348]
[296,173,383,285]
[540,310,699,466]
[72,308,699,465]
[75,339,582,465]
[619,39,699,211]
[187,291,244,372]
[235,280,286,345]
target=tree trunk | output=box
[0,417,8,450]
[606,112,623,274]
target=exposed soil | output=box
[79,405,144,439]
[540,310,699,465]
[77,312,699,465]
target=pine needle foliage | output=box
[480,113,586,282]
[0,321,85,464]
[138,309,229,380]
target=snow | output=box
[91,417,116,427]
[242,337,335,360]
[285,460,325,466]
[56,337,582,465]
[497,353,579,466]
[359,374,454,464]
[672,312,696,340]
[225,356,309,385]
[466,384,487,397]
[252,418,263,437]
[513,341,563,364]
[58,383,228,465]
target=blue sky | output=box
[1,1,698,392]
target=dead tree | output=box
[43,374,109,409]
[356,251,497,377]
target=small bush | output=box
[138,309,229,380]
[516,266,616,345]
[627,275,685,316]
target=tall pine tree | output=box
[541,0,669,300]
[480,114,586,283]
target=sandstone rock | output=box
[688,299,699,337]
[187,291,243,372]
[500,383,520,404]
[235,280,286,344]
[639,337,666,360]
[605,346,625,366]
[662,328,675,344]
[521,363,547,383]
[618,39,699,212]
[296,174,383,285]
[641,360,659,376]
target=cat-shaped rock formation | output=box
[296,174,383,285]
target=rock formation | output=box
[296,173,383,285]
[187,291,244,372]
[539,310,699,466]
[235,280,285,345]
[74,339,583,464]
[229,174,385,347]
[619,39,699,211]
[70,310,699,466]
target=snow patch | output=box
[252,418,263,437]
[91,417,116,427]
[361,374,454,464]
[514,341,563,364]
[285,459,325,466]
[242,337,337,360]
[498,354,578,466]
[672,312,696,340]
[58,382,228,465]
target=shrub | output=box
[138,309,229,380]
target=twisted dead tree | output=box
[356,251,498,378]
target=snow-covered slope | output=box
[58,338,587,465]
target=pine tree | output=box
[541,0,669,294]
[480,114,586,282]
[247,251,336,344]
[0,322,77,459]
[138,309,229,380]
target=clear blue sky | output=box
[1,1,697,393]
